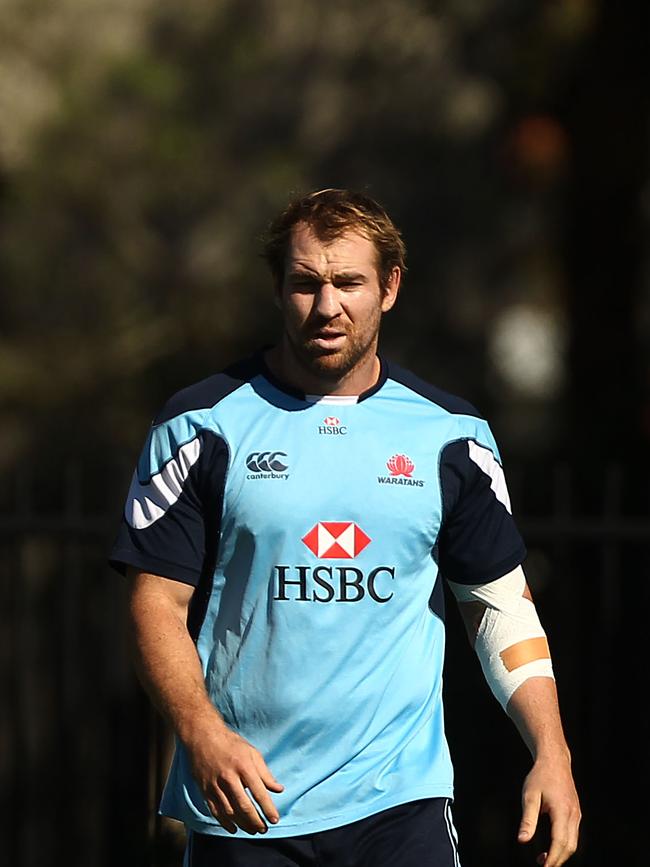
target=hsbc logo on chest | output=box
[302,521,371,558]
[272,521,395,604]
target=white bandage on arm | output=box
[448,565,555,710]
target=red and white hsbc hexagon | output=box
[301,521,371,559]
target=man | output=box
[110,189,580,867]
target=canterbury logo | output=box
[246,451,289,473]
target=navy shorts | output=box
[183,798,461,866]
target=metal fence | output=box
[1,461,647,867]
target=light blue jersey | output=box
[110,353,525,838]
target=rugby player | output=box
[110,189,580,866]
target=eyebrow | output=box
[287,268,319,280]
[333,272,368,283]
[286,270,368,283]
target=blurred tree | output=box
[1,0,648,489]
[1,0,610,476]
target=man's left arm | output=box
[452,570,581,867]
[507,676,580,867]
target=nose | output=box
[313,283,342,320]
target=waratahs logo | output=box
[378,454,424,487]
[387,454,415,477]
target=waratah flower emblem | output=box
[387,454,415,477]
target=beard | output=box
[285,315,381,384]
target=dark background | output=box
[1,1,648,865]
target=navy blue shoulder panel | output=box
[154,356,262,425]
[385,361,483,418]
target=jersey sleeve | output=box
[109,410,226,586]
[437,429,526,584]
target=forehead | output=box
[287,223,379,273]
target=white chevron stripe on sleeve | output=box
[467,439,512,514]
[125,437,202,529]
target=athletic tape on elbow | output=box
[449,566,554,710]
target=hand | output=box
[518,754,581,866]
[185,722,285,835]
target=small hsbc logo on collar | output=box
[318,416,348,436]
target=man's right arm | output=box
[126,568,284,835]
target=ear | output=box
[273,281,284,309]
[381,266,401,313]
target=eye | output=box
[290,277,320,292]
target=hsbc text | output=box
[273,565,395,603]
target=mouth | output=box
[309,330,347,351]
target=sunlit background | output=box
[1,2,648,865]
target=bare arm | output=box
[507,676,580,866]
[457,582,581,867]
[127,569,216,735]
[127,568,284,834]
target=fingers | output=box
[244,775,281,826]
[234,756,284,829]
[518,789,541,843]
[518,790,581,867]
[206,791,238,835]
[539,801,581,867]
[203,774,269,835]
[209,762,286,835]
[219,775,269,834]
[541,836,576,867]
[256,757,285,794]
[192,735,284,836]
[517,758,581,866]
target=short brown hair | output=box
[262,188,407,289]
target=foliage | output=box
[0,0,608,469]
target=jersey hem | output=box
[165,785,455,839]
[444,544,527,585]
[108,548,201,586]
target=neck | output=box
[265,340,380,396]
